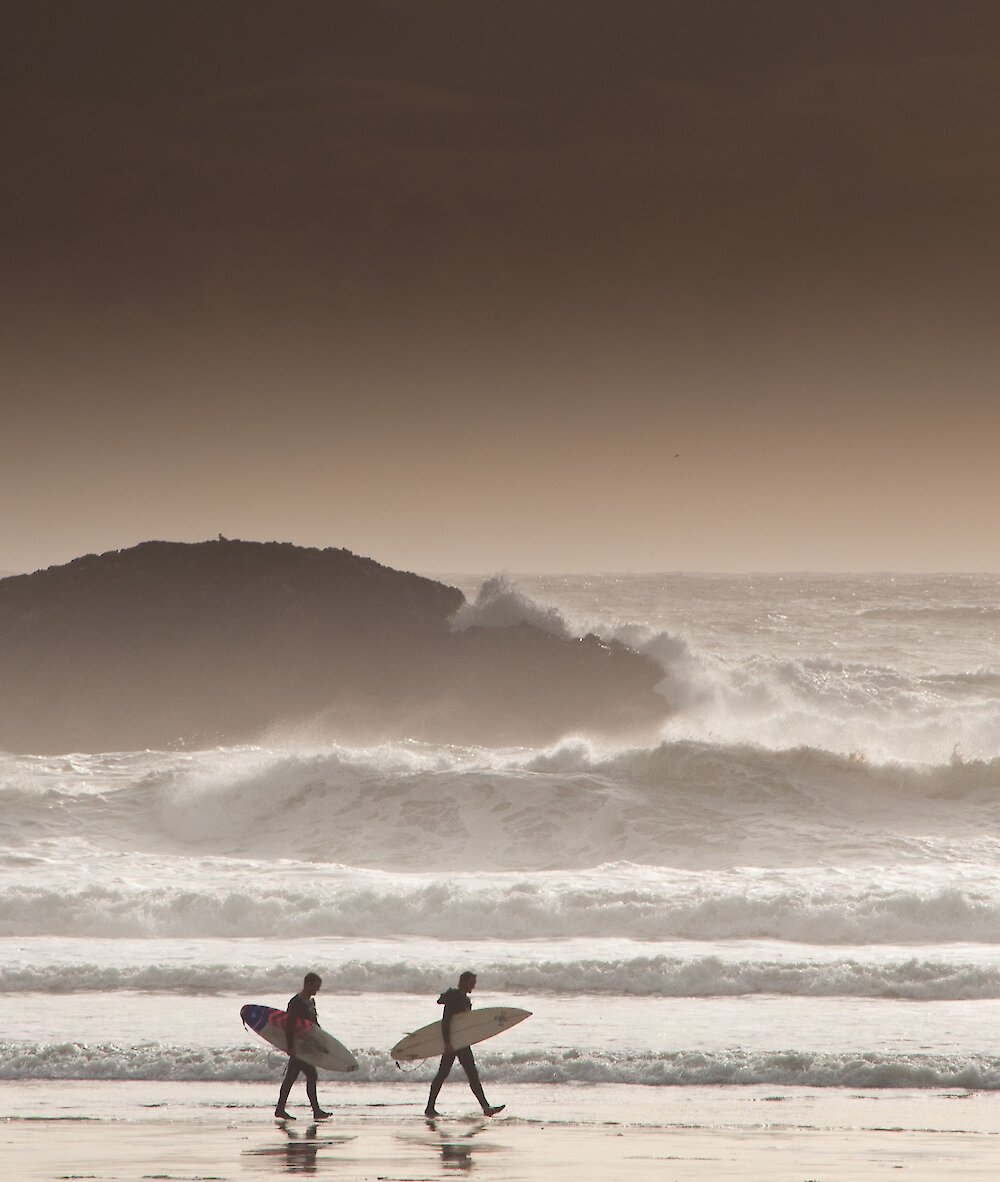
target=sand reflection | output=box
[243,1123,356,1174]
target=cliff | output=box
[0,540,670,753]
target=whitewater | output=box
[3,572,1000,1107]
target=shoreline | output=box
[3,1081,999,1180]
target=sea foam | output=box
[3,741,1000,871]
[5,956,1000,999]
[4,871,1000,942]
[5,1043,1000,1089]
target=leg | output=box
[457,1047,503,1116]
[303,1062,329,1118]
[426,1050,457,1115]
[276,1057,304,1117]
[456,1047,489,1110]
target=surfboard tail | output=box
[240,1004,271,1033]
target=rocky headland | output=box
[0,540,670,753]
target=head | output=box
[302,972,322,997]
[458,971,477,994]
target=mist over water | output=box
[3,572,999,1087]
[452,572,1000,765]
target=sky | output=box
[3,0,999,574]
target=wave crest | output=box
[6,955,1000,1000]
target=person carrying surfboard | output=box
[275,972,332,1120]
[425,971,504,1118]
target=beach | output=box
[3,573,999,1179]
[4,1080,1000,1180]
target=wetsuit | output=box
[425,987,490,1113]
[276,993,321,1115]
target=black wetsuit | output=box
[426,987,490,1113]
[276,993,321,1114]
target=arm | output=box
[441,992,469,1054]
[286,996,303,1058]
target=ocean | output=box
[3,572,1000,1135]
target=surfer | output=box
[425,971,504,1118]
[275,972,332,1121]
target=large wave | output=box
[2,741,999,871]
[443,573,1000,763]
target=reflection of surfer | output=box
[275,972,332,1120]
[425,971,504,1118]
[280,1123,320,1171]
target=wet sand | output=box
[4,1117,999,1180]
[3,1081,1000,1180]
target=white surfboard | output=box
[241,1003,359,1072]
[391,1006,531,1062]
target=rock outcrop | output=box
[0,540,669,753]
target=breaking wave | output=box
[3,741,1000,871]
[5,1043,1000,1089]
[4,873,1000,942]
[7,956,1000,1000]
[451,575,569,637]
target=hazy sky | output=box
[3,1,999,574]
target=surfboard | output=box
[240,1003,359,1072]
[390,1006,531,1062]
